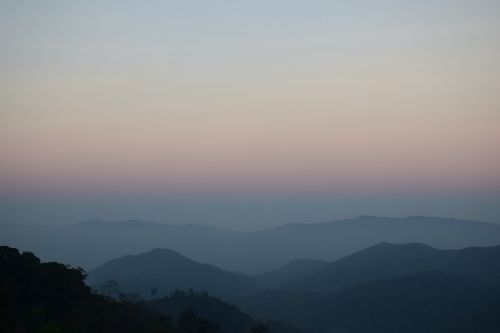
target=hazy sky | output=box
[1,1,499,228]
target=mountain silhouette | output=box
[87,248,257,300]
[2,215,500,274]
[237,271,500,333]
[283,242,500,292]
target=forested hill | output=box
[0,246,299,333]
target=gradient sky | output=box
[1,1,500,228]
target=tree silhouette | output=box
[100,279,122,298]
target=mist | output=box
[2,190,499,229]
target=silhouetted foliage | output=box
[0,246,301,333]
[0,246,219,333]
[99,279,122,298]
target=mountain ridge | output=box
[87,247,257,300]
[284,241,500,292]
[2,215,500,274]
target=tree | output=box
[100,279,122,298]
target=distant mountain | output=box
[285,242,500,292]
[0,219,231,272]
[243,215,500,272]
[2,215,500,273]
[237,271,500,333]
[86,248,257,300]
[254,258,327,290]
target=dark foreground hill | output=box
[237,271,500,333]
[2,216,500,273]
[0,246,299,333]
[87,248,258,300]
[0,245,178,332]
[147,290,302,333]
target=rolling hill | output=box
[284,242,500,292]
[86,248,257,300]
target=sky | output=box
[1,1,499,228]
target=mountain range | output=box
[2,215,500,274]
[280,242,500,292]
[85,241,500,332]
[86,240,500,298]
